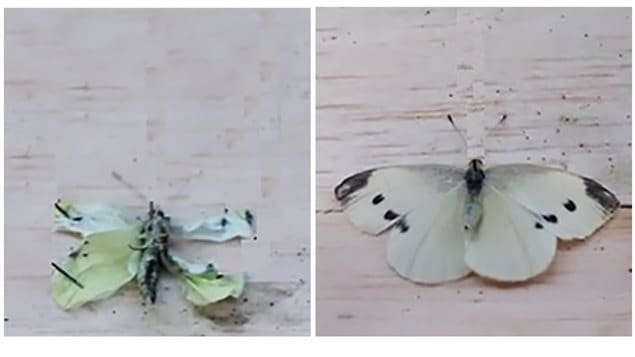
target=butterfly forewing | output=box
[484,164,620,240]
[334,165,465,235]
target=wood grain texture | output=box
[4,9,310,336]
[316,8,631,336]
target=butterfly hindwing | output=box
[387,184,471,283]
[52,226,141,309]
[334,165,465,234]
[485,164,619,240]
[465,184,557,281]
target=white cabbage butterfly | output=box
[334,122,620,283]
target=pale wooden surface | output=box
[4,9,310,335]
[316,8,631,336]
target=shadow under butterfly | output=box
[334,115,623,283]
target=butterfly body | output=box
[462,159,485,231]
[335,159,620,283]
[134,203,170,304]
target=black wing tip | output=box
[334,169,375,202]
[582,177,620,214]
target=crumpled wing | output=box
[54,200,138,238]
[52,227,140,309]
[161,251,245,306]
[173,209,256,242]
[178,273,245,306]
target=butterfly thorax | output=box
[464,158,485,196]
[463,159,485,231]
[134,202,171,304]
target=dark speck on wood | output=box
[337,313,354,319]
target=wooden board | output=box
[4,8,310,336]
[316,7,631,336]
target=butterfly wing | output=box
[386,183,472,283]
[485,164,620,240]
[464,184,557,281]
[178,273,245,306]
[334,165,465,234]
[465,164,619,282]
[52,226,140,309]
[161,252,245,306]
[335,165,470,283]
[54,200,138,238]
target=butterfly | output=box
[334,130,620,283]
[51,199,255,309]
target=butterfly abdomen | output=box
[135,202,172,304]
[462,200,483,231]
[137,245,161,304]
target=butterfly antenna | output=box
[111,171,149,203]
[446,114,468,155]
[489,113,508,131]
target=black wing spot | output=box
[372,194,384,205]
[535,222,543,229]
[395,219,409,233]
[542,214,558,223]
[384,210,399,221]
[563,199,577,212]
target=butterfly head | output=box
[468,158,484,171]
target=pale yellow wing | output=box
[178,273,245,306]
[52,226,140,309]
[335,165,465,234]
[386,184,471,283]
[485,164,619,240]
[465,184,557,282]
